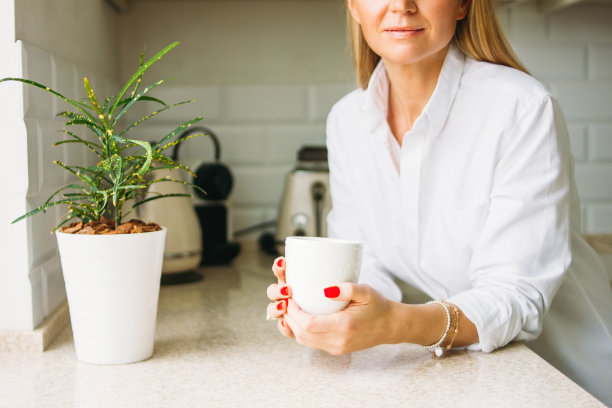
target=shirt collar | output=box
[361,44,466,139]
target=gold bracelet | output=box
[443,302,460,350]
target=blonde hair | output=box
[348,0,528,89]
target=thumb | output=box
[323,282,369,302]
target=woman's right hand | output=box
[266,256,295,338]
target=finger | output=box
[286,298,335,333]
[266,299,288,320]
[266,283,292,301]
[277,317,295,338]
[272,256,286,283]
[323,282,371,303]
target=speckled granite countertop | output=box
[0,243,604,408]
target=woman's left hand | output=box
[284,282,398,355]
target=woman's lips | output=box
[384,27,424,38]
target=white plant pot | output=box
[56,227,167,364]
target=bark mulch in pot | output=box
[60,217,161,234]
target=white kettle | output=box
[138,165,203,275]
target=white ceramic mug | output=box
[284,236,363,315]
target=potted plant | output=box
[1,41,205,364]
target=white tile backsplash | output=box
[566,123,588,162]
[588,45,612,81]
[50,54,76,117]
[587,204,612,233]
[266,124,326,165]
[574,164,612,201]
[41,256,64,317]
[513,45,586,80]
[308,84,355,122]
[548,6,612,44]
[550,82,612,121]
[211,125,267,166]
[128,85,223,124]
[22,43,54,120]
[225,85,308,122]
[507,4,549,43]
[231,166,291,207]
[589,124,612,162]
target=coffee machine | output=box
[174,127,241,266]
[274,146,332,255]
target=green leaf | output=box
[157,132,204,153]
[115,184,148,190]
[129,47,147,99]
[113,135,152,178]
[151,154,195,177]
[131,193,191,209]
[52,216,81,233]
[0,78,99,124]
[54,130,103,157]
[83,77,111,129]
[147,174,206,197]
[116,95,167,109]
[103,96,111,114]
[119,100,194,137]
[12,198,84,224]
[109,41,180,117]
[44,183,87,206]
[110,154,123,206]
[54,161,97,189]
[153,117,203,151]
[112,79,167,125]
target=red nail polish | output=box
[277,302,283,311]
[281,319,286,327]
[276,258,283,268]
[324,286,340,298]
[280,286,289,296]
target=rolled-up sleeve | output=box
[447,96,572,352]
[326,106,402,302]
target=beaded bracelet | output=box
[418,300,452,357]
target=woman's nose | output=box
[390,0,417,14]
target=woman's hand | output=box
[284,282,398,355]
[266,256,295,338]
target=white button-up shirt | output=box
[326,45,612,403]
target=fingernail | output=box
[324,286,340,298]
[280,286,289,296]
[283,299,288,309]
[281,319,286,327]
[276,301,284,311]
[276,258,284,268]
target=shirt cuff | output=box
[446,288,515,353]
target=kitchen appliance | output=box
[138,166,203,284]
[174,126,241,265]
[275,146,332,255]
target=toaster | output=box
[275,146,332,255]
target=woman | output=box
[266,0,612,404]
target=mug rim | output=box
[285,236,362,246]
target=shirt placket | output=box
[399,119,427,266]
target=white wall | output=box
[0,0,120,330]
[121,0,612,236]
